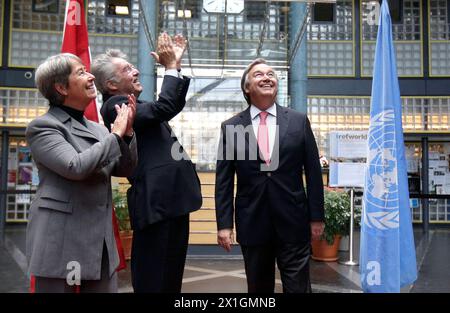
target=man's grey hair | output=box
[241,58,277,105]
[91,49,128,94]
[35,53,82,106]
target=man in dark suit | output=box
[215,58,325,293]
[91,33,202,292]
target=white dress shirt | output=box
[250,103,277,158]
[165,68,183,79]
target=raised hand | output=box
[172,34,187,69]
[150,32,177,70]
[126,94,136,137]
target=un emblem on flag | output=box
[364,110,400,230]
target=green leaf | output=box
[112,189,131,231]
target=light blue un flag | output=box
[360,1,417,293]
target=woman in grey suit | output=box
[26,53,137,292]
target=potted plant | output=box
[311,188,361,261]
[113,189,132,260]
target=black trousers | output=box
[240,241,312,293]
[131,214,189,293]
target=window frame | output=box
[32,0,59,14]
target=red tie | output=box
[257,111,270,164]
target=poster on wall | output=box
[405,145,419,173]
[8,147,18,170]
[7,170,17,187]
[329,162,365,187]
[328,131,367,188]
[8,146,18,187]
[32,165,40,186]
[18,146,32,163]
[445,175,450,194]
[16,185,31,204]
[16,146,34,185]
[18,165,33,185]
[428,145,450,194]
[329,131,368,159]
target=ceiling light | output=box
[115,5,129,15]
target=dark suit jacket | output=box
[215,104,324,245]
[101,75,202,230]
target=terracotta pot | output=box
[119,230,133,261]
[311,236,341,262]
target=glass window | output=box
[429,0,450,74]
[177,0,200,19]
[313,3,335,23]
[0,1,2,59]
[106,0,131,17]
[245,1,266,22]
[448,0,450,23]
[160,0,288,66]
[14,0,65,31]
[362,0,420,41]
[307,1,353,41]
[405,142,450,223]
[307,96,450,154]
[88,0,139,34]
[32,0,58,14]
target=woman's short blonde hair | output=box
[35,53,82,105]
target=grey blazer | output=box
[25,106,137,280]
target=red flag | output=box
[112,208,127,271]
[61,0,126,271]
[29,276,35,293]
[61,0,98,121]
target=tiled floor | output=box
[1,224,449,293]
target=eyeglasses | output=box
[122,64,136,74]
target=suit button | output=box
[266,172,271,177]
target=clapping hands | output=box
[111,94,136,138]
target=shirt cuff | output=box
[124,132,134,145]
[165,69,183,79]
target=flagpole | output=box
[339,188,359,266]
